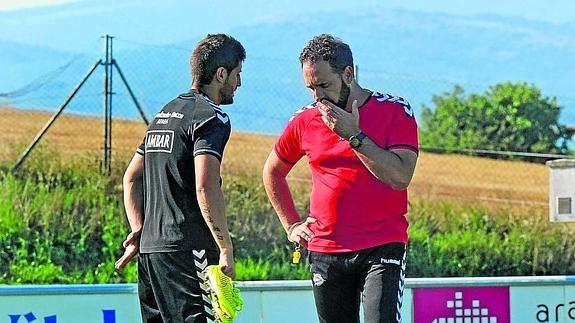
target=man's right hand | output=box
[219,248,236,279]
[287,217,317,248]
[115,231,140,270]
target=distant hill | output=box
[1,8,574,134]
[0,40,76,90]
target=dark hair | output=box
[191,34,246,85]
[299,34,353,74]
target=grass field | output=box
[5,107,575,282]
[1,107,549,209]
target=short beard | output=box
[335,77,350,109]
[219,80,235,105]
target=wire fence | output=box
[1,37,574,208]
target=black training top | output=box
[136,91,231,253]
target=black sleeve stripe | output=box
[274,146,298,165]
[193,149,222,160]
[388,144,419,154]
[136,148,145,155]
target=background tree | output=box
[419,82,571,160]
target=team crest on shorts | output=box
[313,273,325,286]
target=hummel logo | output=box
[193,250,206,258]
[195,259,208,269]
[381,258,401,265]
[217,113,229,124]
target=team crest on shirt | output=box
[145,130,174,153]
[373,92,414,117]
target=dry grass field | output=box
[1,107,549,209]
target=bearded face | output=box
[335,76,350,109]
[218,63,242,105]
[219,78,236,105]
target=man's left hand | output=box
[115,231,140,270]
[317,99,360,139]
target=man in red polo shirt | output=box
[263,34,419,323]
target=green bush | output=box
[0,162,136,284]
[419,82,572,161]
[236,257,310,281]
[406,200,575,277]
[224,173,287,260]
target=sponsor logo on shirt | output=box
[154,111,184,119]
[145,130,174,153]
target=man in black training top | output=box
[115,33,245,323]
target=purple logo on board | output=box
[413,287,510,323]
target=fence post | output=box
[102,34,113,175]
[12,60,102,172]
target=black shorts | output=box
[138,249,219,323]
[309,242,407,323]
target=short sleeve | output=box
[274,114,306,164]
[193,118,231,161]
[387,101,419,154]
[136,136,145,155]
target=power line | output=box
[0,54,85,98]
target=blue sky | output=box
[0,0,574,53]
[1,0,574,130]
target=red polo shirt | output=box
[275,91,419,253]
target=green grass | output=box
[1,153,574,284]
